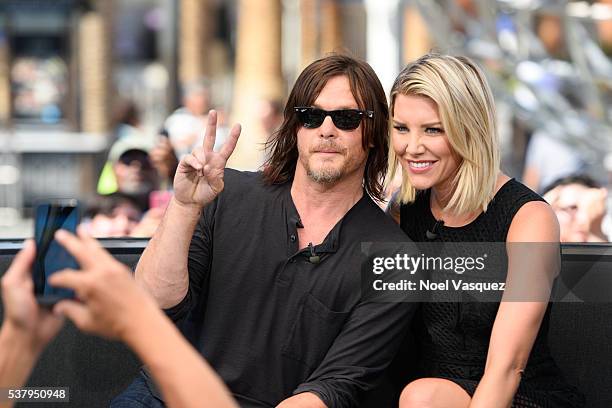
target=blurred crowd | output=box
[543,175,611,243]
[82,79,283,238]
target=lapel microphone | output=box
[308,242,320,264]
[426,219,444,240]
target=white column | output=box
[79,10,111,133]
[179,0,213,83]
[364,0,401,95]
[0,33,10,126]
[229,0,283,170]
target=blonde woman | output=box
[387,54,584,408]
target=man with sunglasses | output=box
[119,54,415,408]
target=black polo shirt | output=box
[165,169,416,408]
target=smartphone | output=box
[33,200,80,306]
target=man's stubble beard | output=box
[305,152,355,185]
[301,140,364,185]
[306,165,344,184]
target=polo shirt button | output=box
[290,234,296,242]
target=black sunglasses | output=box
[294,107,374,131]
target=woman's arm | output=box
[469,201,560,408]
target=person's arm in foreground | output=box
[469,201,560,408]
[135,110,240,308]
[0,241,64,408]
[50,227,237,408]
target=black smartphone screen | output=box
[33,201,80,305]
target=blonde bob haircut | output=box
[389,53,500,215]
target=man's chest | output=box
[210,233,362,309]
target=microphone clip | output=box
[426,219,444,240]
[308,242,320,264]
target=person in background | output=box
[163,78,211,160]
[513,10,588,194]
[84,191,167,239]
[149,129,178,189]
[542,174,609,243]
[98,100,153,194]
[97,136,159,212]
[149,79,215,188]
[83,193,143,238]
[521,131,587,194]
[596,0,612,55]
[535,11,567,60]
[113,100,144,142]
[0,228,237,408]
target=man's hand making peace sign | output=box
[173,110,241,208]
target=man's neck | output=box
[290,166,364,250]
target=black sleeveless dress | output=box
[398,179,584,407]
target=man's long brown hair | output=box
[262,53,390,201]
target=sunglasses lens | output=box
[295,107,368,130]
[296,108,324,128]
[332,110,362,130]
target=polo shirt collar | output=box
[283,181,369,255]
